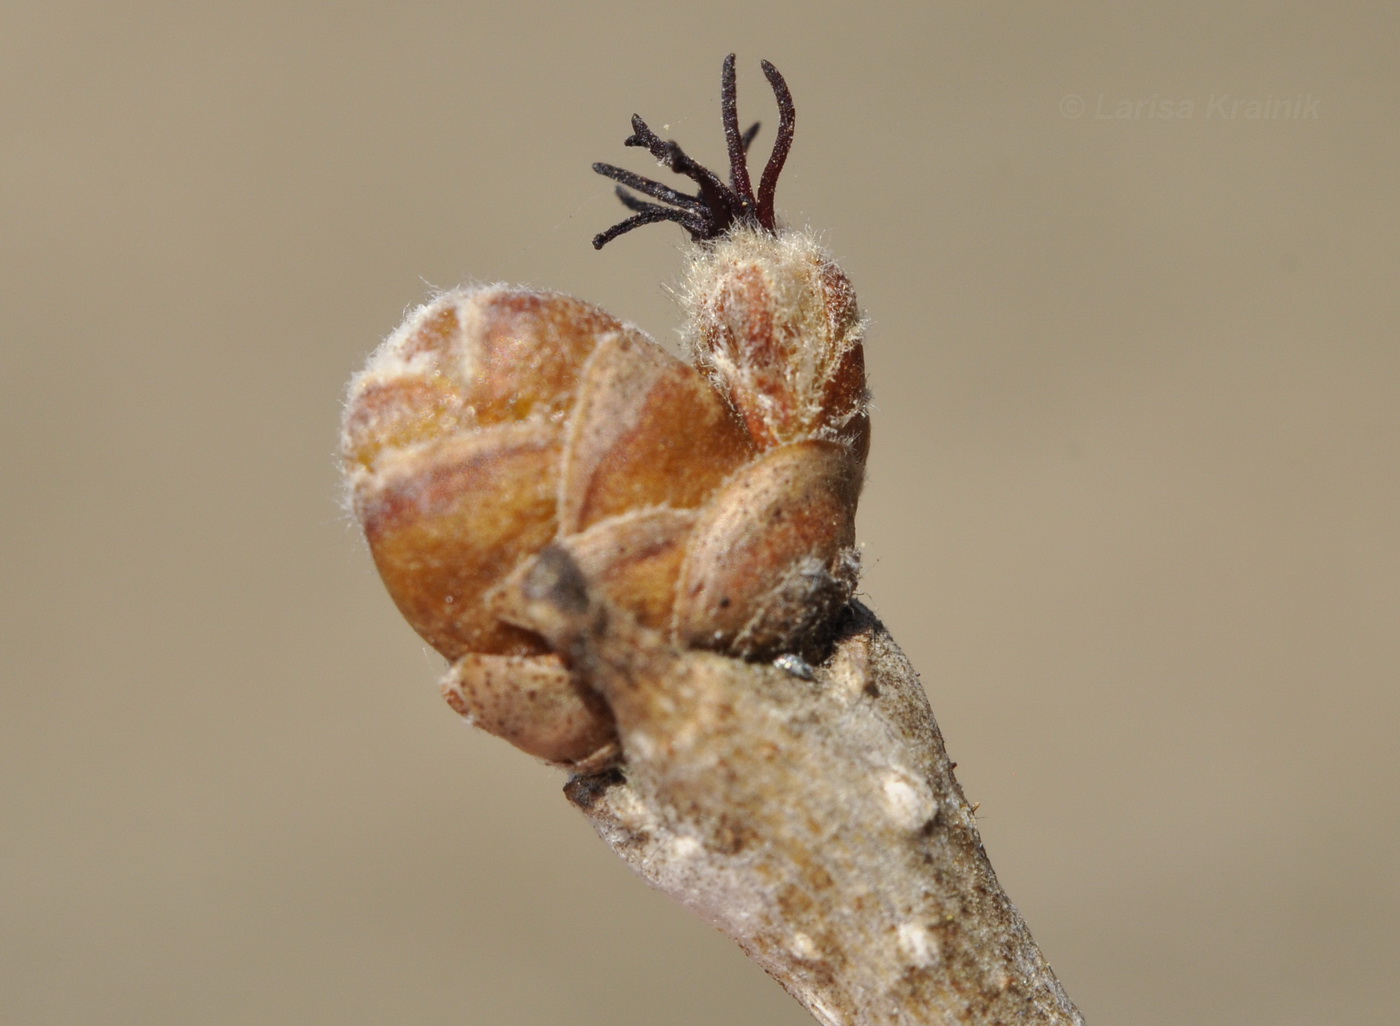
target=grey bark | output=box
[519,553,1086,1026]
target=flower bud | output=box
[341,57,872,766]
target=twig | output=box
[519,552,1087,1026]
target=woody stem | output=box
[562,604,1086,1026]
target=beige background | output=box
[4,2,1396,1023]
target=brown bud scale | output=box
[342,228,869,766]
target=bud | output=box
[341,57,870,766]
[686,228,868,455]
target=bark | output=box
[519,552,1086,1026]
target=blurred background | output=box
[4,2,1396,1023]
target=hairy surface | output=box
[513,552,1086,1026]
